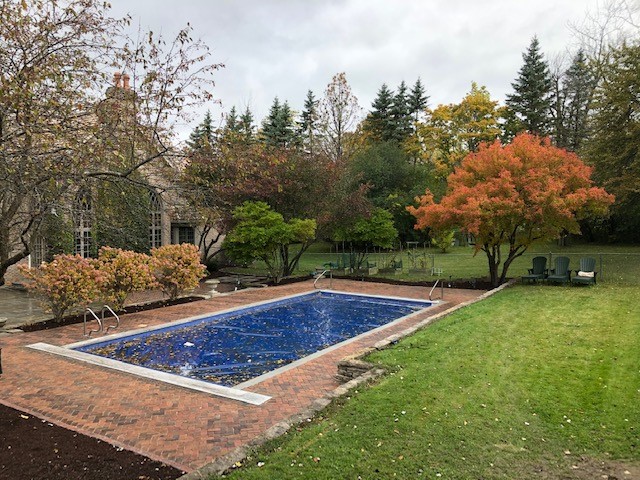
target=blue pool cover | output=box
[74,291,432,387]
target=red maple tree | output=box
[408,133,615,286]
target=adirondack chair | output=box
[521,256,547,283]
[571,257,598,285]
[546,256,571,284]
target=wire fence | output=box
[297,250,640,286]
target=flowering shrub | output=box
[19,254,103,322]
[97,247,155,310]
[151,244,206,300]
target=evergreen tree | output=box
[364,83,395,141]
[562,49,596,152]
[390,80,412,141]
[585,43,640,241]
[261,97,297,148]
[299,90,318,152]
[408,77,429,121]
[226,106,241,133]
[239,106,255,143]
[506,36,553,135]
[187,110,215,150]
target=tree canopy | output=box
[0,0,220,284]
[223,201,316,283]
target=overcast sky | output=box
[107,0,602,138]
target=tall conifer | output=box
[506,36,553,135]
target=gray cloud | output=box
[107,0,600,139]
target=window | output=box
[149,191,163,248]
[74,190,93,258]
[171,225,195,245]
[31,235,47,266]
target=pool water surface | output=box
[72,291,433,387]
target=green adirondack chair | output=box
[547,256,571,284]
[571,257,597,285]
[521,256,547,283]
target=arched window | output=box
[149,190,163,248]
[74,190,93,258]
[31,235,47,266]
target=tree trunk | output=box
[484,243,501,287]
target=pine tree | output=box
[390,80,412,141]
[239,106,255,143]
[226,106,241,133]
[365,83,395,141]
[506,36,553,135]
[562,49,596,151]
[261,97,283,146]
[187,110,215,150]
[408,77,429,121]
[299,90,318,153]
[261,97,297,148]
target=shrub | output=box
[19,254,103,322]
[97,247,155,310]
[151,244,206,300]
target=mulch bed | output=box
[0,403,183,480]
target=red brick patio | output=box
[0,280,485,472]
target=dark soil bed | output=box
[0,403,183,480]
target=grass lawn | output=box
[222,285,640,479]
[225,242,640,286]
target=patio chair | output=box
[571,257,598,285]
[546,256,571,284]
[521,256,547,283]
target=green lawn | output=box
[225,242,640,286]
[222,285,640,479]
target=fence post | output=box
[600,254,603,281]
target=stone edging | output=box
[178,279,516,479]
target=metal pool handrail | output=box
[429,279,444,301]
[313,269,333,288]
[83,308,103,337]
[103,305,120,333]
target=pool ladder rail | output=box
[429,279,444,301]
[313,269,333,288]
[83,305,120,337]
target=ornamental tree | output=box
[408,133,614,286]
[19,254,104,322]
[97,247,154,310]
[332,208,398,270]
[223,201,316,283]
[151,244,207,301]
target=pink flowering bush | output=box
[97,247,155,310]
[19,254,103,322]
[151,244,207,300]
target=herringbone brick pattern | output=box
[0,280,484,472]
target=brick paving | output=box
[0,280,485,472]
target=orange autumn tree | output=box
[408,133,614,287]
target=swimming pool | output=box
[29,290,433,404]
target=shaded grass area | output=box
[222,285,640,479]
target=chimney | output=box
[113,71,122,88]
[122,73,130,90]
